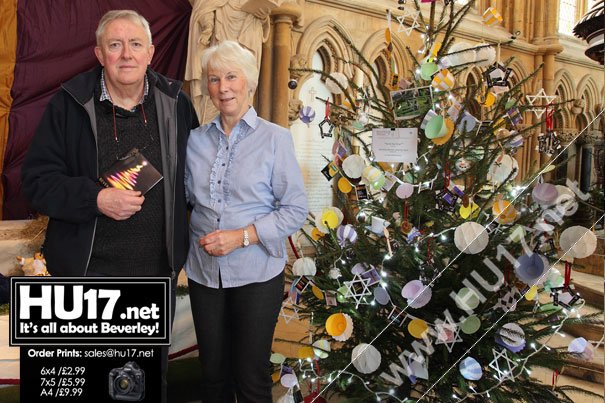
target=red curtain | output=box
[2,0,192,219]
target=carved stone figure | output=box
[185,0,281,122]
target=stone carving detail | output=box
[288,99,303,123]
[290,54,308,80]
[571,98,585,115]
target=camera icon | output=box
[108,361,145,401]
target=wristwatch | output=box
[242,228,250,247]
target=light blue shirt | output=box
[184,107,308,288]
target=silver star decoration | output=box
[344,275,372,308]
[280,302,299,324]
[525,88,557,118]
[489,348,517,381]
[397,10,421,36]
[433,316,463,353]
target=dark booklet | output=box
[99,148,163,195]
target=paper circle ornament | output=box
[351,343,382,374]
[532,183,558,207]
[420,61,439,80]
[475,43,497,67]
[337,224,358,247]
[425,115,448,139]
[555,185,578,216]
[431,69,455,91]
[336,285,348,302]
[351,263,367,275]
[559,226,597,259]
[299,106,316,124]
[316,207,343,233]
[280,373,298,388]
[507,132,524,148]
[477,92,496,107]
[492,199,517,224]
[270,352,286,364]
[454,222,489,254]
[325,72,349,94]
[455,158,472,173]
[515,253,549,285]
[432,118,454,145]
[447,42,477,66]
[401,280,432,308]
[326,313,347,336]
[457,112,478,132]
[297,346,315,360]
[362,166,384,187]
[497,323,525,352]
[320,210,338,229]
[292,257,317,276]
[313,339,331,359]
[488,154,518,184]
[338,178,353,193]
[421,109,438,129]
[333,313,354,341]
[461,315,481,334]
[459,357,483,380]
[374,287,390,305]
[524,285,538,301]
[329,267,342,279]
[271,371,281,383]
[456,287,481,310]
[396,183,414,199]
[483,6,503,26]
[342,155,366,178]
[568,337,595,361]
[408,319,429,339]
[459,201,480,219]
[311,285,324,300]
[311,227,325,240]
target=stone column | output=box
[258,28,274,121]
[270,3,302,128]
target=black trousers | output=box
[87,270,176,403]
[188,272,284,403]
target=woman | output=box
[184,40,308,403]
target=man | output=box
[21,10,198,402]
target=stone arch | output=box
[295,17,356,86]
[554,69,576,101]
[507,60,531,95]
[554,69,576,129]
[577,75,600,122]
[359,30,412,85]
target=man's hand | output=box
[97,188,144,220]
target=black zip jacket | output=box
[21,66,199,277]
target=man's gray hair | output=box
[96,10,152,46]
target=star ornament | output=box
[526,88,557,118]
[319,117,335,138]
[397,9,421,36]
[550,286,581,310]
[433,316,462,353]
[483,62,512,89]
[489,348,517,382]
[280,302,299,324]
[343,275,372,308]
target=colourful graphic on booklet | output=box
[99,148,162,195]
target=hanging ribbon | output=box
[503,263,512,285]
[324,100,330,121]
[444,161,451,189]
[551,369,559,388]
[545,104,554,131]
[288,236,301,260]
[564,261,572,289]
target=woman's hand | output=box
[199,229,242,256]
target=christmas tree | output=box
[274,1,603,402]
